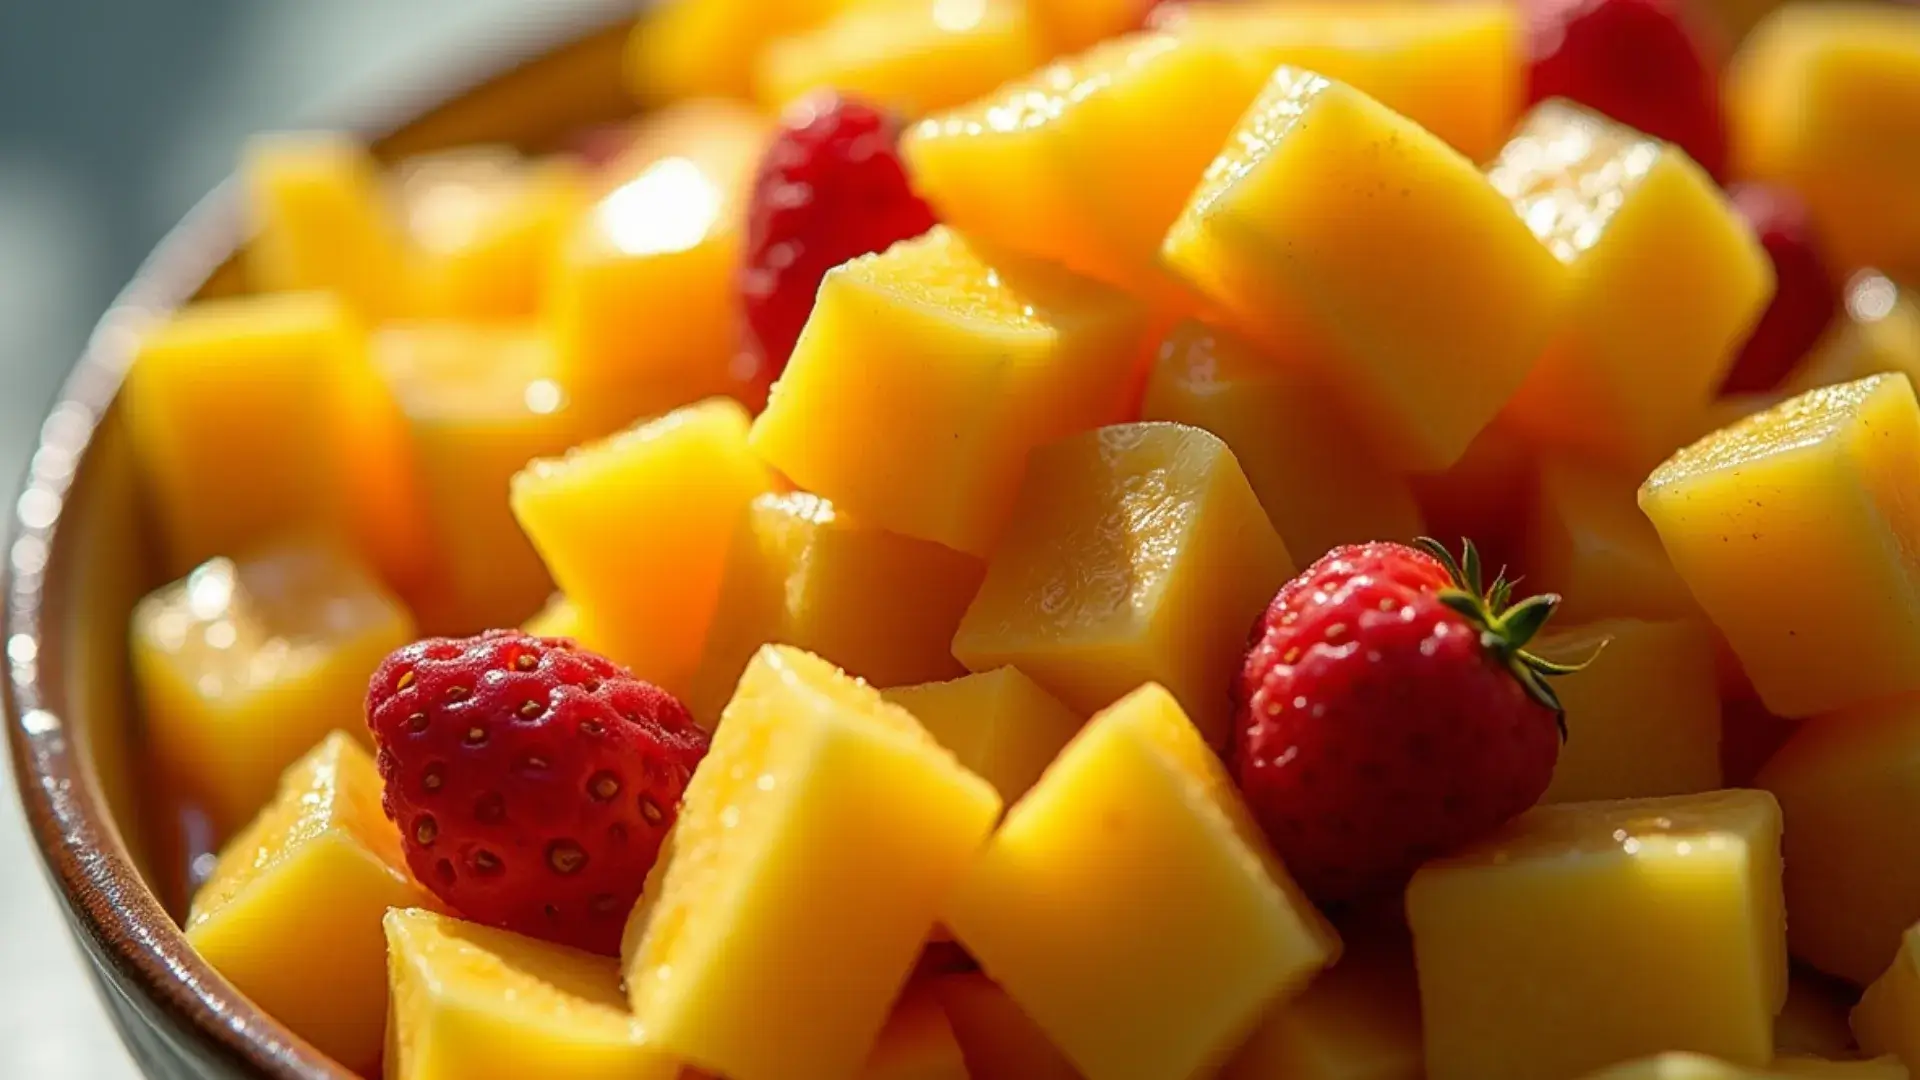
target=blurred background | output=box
[0,3,612,1075]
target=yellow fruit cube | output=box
[1163,68,1566,471]
[751,227,1148,556]
[883,667,1085,803]
[242,133,407,319]
[1756,697,1920,985]
[1580,1054,1905,1079]
[1525,457,1697,624]
[1778,975,1859,1060]
[522,594,586,640]
[1774,1057,1911,1079]
[1222,933,1424,1080]
[760,0,1045,117]
[934,973,1085,1080]
[551,100,770,430]
[1158,0,1525,162]
[1785,272,1920,395]
[624,646,1000,1080]
[1855,923,1920,1074]
[131,541,415,834]
[1029,0,1145,53]
[1639,375,1920,718]
[399,149,589,322]
[626,0,851,103]
[1407,790,1788,1080]
[1141,321,1424,562]
[946,683,1339,1080]
[691,491,983,724]
[1492,101,1773,470]
[1728,4,1920,280]
[862,984,970,1080]
[953,422,1293,745]
[186,733,432,1074]
[512,398,774,697]
[384,908,675,1080]
[374,322,586,634]
[1534,619,1722,805]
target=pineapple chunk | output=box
[945,683,1339,1080]
[862,984,970,1080]
[1639,375,1920,718]
[625,0,852,103]
[1854,923,1920,1075]
[398,149,588,322]
[934,973,1084,1080]
[750,227,1147,556]
[952,423,1294,746]
[623,646,1001,1080]
[512,398,774,697]
[1525,457,1696,624]
[242,133,406,319]
[384,909,675,1080]
[759,0,1045,117]
[1222,933,1424,1080]
[883,667,1085,803]
[186,733,431,1074]
[1407,790,1788,1080]
[1029,0,1145,53]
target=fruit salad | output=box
[116,1,1920,1078]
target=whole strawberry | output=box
[367,630,709,955]
[1232,540,1586,905]
[738,92,938,387]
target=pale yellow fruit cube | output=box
[1408,790,1788,1080]
[1855,923,1920,1075]
[759,0,1045,117]
[1222,933,1424,1080]
[945,683,1339,1080]
[884,667,1085,803]
[242,133,407,319]
[624,646,1001,1080]
[1784,272,1920,395]
[1525,457,1696,625]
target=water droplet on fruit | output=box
[589,772,621,801]
[640,796,665,826]
[547,840,588,875]
[414,816,438,846]
[719,806,741,830]
[520,755,549,773]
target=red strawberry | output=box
[738,93,938,390]
[1232,540,1588,904]
[1719,183,1840,394]
[1526,0,1728,180]
[367,630,709,955]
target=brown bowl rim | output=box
[2,7,635,1077]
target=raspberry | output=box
[738,93,938,386]
[367,630,709,955]
[1719,183,1840,394]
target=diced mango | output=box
[862,984,971,1080]
[1492,101,1773,470]
[1525,458,1696,624]
[1222,933,1424,1080]
[1535,620,1722,804]
[374,322,586,634]
[952,423,1293,746]
[1158,0,1525,162]
[1785,272,1920,394]
[751,227,1147,556]
[398,149,589,322]
[1728,4,1920,280]
[1639,375,1920,718]
[625,0,852,103]
[1778,975,1860,1060]
[131,541,414,835]
[522,594,585,640]
[1163,68,1566,471]
[945,683,1339,1080]
[1141,320,1424,561]
[1029,0,1146,53]
[1756,697,1920,985]
[186,733,432,1074]
[384,908,674,1080]
[760,0,1045,117]
[1581,1054,1905,1079]
[1407,790,1788,1080]
[883,667,1084,803]
[242,133,407,319]
[1855,923,1920,1074]
[624,646,1001,1080]
[512,398,774,697]
[551,100,770,430]
[691,491,983,724]
[1408,421,1538,577]
[934,973,1085,1080]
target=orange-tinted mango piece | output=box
[398,148,589,322]
[760,0,1045,117]
[1785,272,1920,394]
[1525,457,1696,625]
[883,667,1085,803]
[242,133,407,319]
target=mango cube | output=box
[512,398,774,697]
[952,423,1294,745]
[1854,923,1920,1074]
[1407,790,1788,1080]
[1492,101,1773,469]
[242,133,406,319]
[551,100,769,428]
[1029,0,1144,53]
[186,733,432,1074]
[1535,619,1722,805]
[522,594,587,641]
[1222,934,1424,1080]
[625,0,850,103]
[1141,321,1424,562]
[862,985,971,1080]
[759,0,1044,117]
[1785,273,1920,395]
[131,541,415,834]
[1163,68,1566,471]
[1756,697,1920,985]
[1778,975,1860,1060]
[945,683,1340,1080]
[1525,458,1697,625]
[399,149,588,322]
[623,646,1001,1080]
[934,973,1084,1080]
[751,227,1147,556]
[691,492,983,724]
[1639,375,1920,718]
[883,667,1085,803]
[1157,0,1525,163]
[384,908,674,1080]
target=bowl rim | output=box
[2,6,634,1076]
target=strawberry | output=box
[738,92,938,389]
[1231,539,1590,905]
[366,630,709,955]
[1719,183,1840,394]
